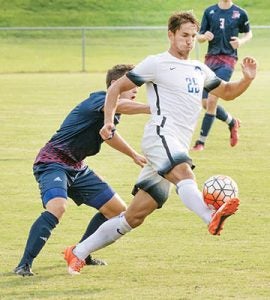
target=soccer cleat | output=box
[191,141,205,151]
[85,255,107,266]
[13,264,34,276]
[63,245,85,275]
[229,119,241,147]
[208,198,240,235]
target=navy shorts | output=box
[203,64,234,99]
[33,163,115,209]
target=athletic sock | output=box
[176,179,212,224]
[197,113,215,144]
[79,212,108,242]
[74,213,132,260]
[79,212,108,265]
[216,104,233,123]
[228,118,235,129]
[17,211,59,267]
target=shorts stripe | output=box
[153,83,161,115]
[156,123,174,165]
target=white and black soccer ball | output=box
[203,174,238,211]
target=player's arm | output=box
[104,131,146,167]
[115,99,150,115]
[197,31,214,43]
[100,76,137,140]
[210,56,257,100]
[230,31,253,49]
[197,10,213,43]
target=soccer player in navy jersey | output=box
[62,11,257,275]
[192,0,252,151]
[13,64,150,276]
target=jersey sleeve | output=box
[80,92,106,116]
[202,63,222,92]
[199,9,210,34]
[239,9,251,33]
[126,55,157,86]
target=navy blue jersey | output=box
[200,4,250,58]
[34,91,121,169]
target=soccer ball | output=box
[203,175,238,211]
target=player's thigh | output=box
[125,189,158,228]
[142,132,193,178]
[134,164,172,209]
[68,167,116,210]
[165,162,195,185]
[33,163,68,208]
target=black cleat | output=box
[191,140,205,151]
[13,264,34,276]
[85,256,107,266]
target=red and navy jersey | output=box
[200,4,250,58]
[34,91,120,170]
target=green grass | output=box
[0,0,269,73]
[0,68,270,299]
[0,27,270,73]
[0,1,270,299]
[0,0,269,26]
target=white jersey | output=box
[127,51,220,150]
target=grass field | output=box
[0,1,270,299]
[0,0,269,26]
[0,0,270,73]
[0,68,270,299]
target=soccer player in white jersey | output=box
[63,11,257,275]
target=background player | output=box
[192,0,252,151]
[14,64,150,276]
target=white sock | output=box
[74,213,132,260]
[225,114,233,125]
[176,179,212,224]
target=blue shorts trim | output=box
[43,188,67,206]
[33,163,115,209]
[87,187,115,209]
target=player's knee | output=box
[207,96,218,110]
[125,213,145,228]
[100,195,127,219]
[202,98,207,109]
[46,197,67,220]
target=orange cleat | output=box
[63,245,85,275]
[208,198,240,235]
[230,119,241,147]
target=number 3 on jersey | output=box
[186,77,200,94]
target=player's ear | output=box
[109,79,116,87]
[168,30,173,40]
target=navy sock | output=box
[79,212,108,264]
[17,211,59,268]
[216,105,228,122]
[79,212,108,242]
[198,113,216,144]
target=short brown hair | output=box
[168,11,200,33]
[106,64,134,88]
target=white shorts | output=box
[133,120,193,207]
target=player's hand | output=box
[132,152,147,167]
[204,31,214,41]
[241,56,257,80]
[99,123,116,140]
[230,36,240,49]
